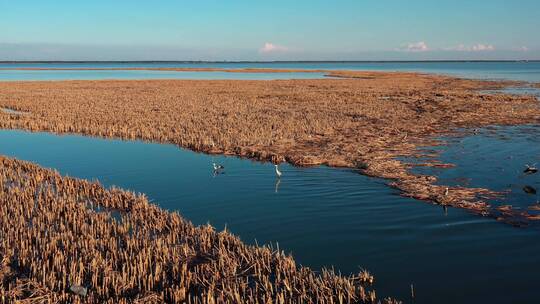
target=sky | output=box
[1,0,539,61]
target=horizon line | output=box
[1,60,539,64]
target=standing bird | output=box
[524,164,538,174]
[444,187,449,196]
[213,163,225,171]
[274,164,282,178]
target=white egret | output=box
[274,164,282,178]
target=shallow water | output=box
[0,69,327,81]
[411,125,540,210]
[0,107,27,115]
[0,129,539,303]
[1,61,540,82]
[484,86,540,100]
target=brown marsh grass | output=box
[0,71,539,225]
[0,156,398,303]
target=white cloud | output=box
[402,41,429,52]
[445,43,495,52]
[471,44,495,51]
[450,44,469,51]
[513,46,529,52]
[259,42,289,53]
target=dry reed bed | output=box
[0,72,539,225]
[0,156,397,303]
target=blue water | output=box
[1,61,540,82]
[0,129,539,304]
[410,125,540,211]
[0,69,326,81]
[486,87,540,99]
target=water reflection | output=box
[274,178,281,193]
[523,185,537,195]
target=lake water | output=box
[486,87,540,99]
[410,125,540,210]
[1,61,540,82]
[0,69,327,81]
[0,129,539,304]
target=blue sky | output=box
[1,0,539,60]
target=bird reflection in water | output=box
[274,178,281,193]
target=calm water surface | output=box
[1,61,540,81]
[410,126,540,210]
[0,69,327,81]
[487,87,540,99]
[0,129,539,304]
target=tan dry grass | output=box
[0,156,397,303]
[0,71,539,225]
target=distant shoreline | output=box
[1,60,539,64]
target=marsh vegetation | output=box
[1,71,539,224]
[0,156,398,303]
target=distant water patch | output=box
[1,107,28,115]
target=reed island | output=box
[1,70,539,223]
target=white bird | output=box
[213,163,224,171]
[274,164,282,178]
